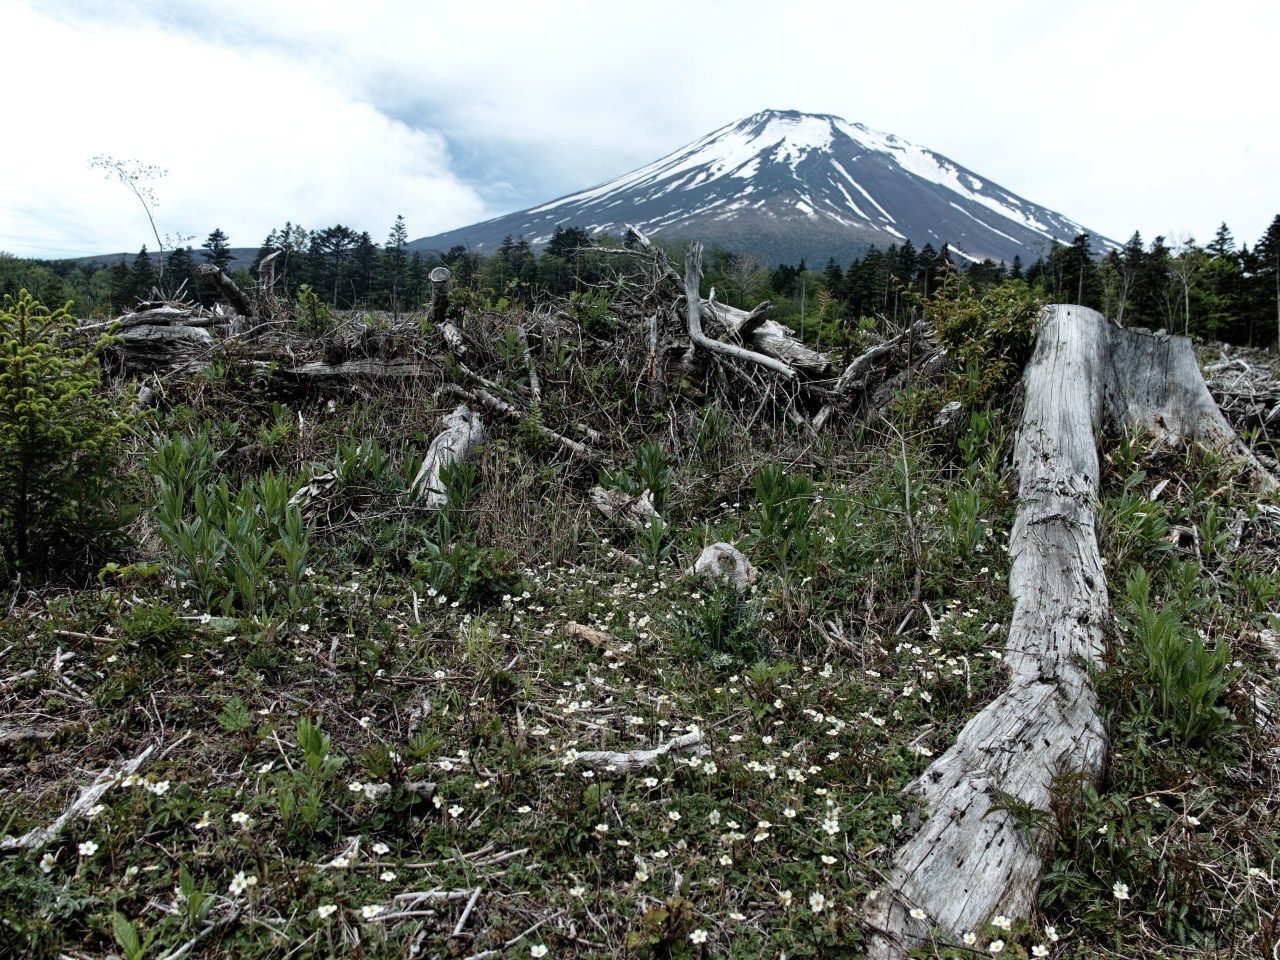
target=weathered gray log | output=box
[280,358,432,382]
[704,294,832,378]
[591,486,662,529]
[865,306,1274,959]
[571,731,708,775]
[430,266,452,326]
[687,542,758,591]
[113,323,213,373]
[685,246,796,379]
[410,404,484,509]
[196,264,254,318]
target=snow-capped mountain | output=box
[410,109,1111,266]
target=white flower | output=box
[570,884,586,897]
[667,810,681,822]
[194,811,212,830]
[689,929,708,944]
[317,904,338,919]
[371,842,390,855]
[963,932,977,945]
[719,854,733,866]
[1032,946,1049,958]
[379,870,396,882]
[448,805,464,818]
[348,780,365,793]
[228,870,257,895]
[708,809,721,825]
[230,811,250,827]
[361,904,383,920]
[808,891,826,913]
[530,946,548,958]
[329,855,351,868]
[148,779,170,796]
[992,915,1012,931]
[821,854,837,865]
[989,940,1004,954]
[1113,880,1130,900]
[890,813,903,829]
[778,889,793,908]
[88,803,106,818]
[909,907,927,921]
[77,840,98,857]
[1044,925,1059,942]
[39,852,56,873]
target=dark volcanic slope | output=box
[410,109,1113,266]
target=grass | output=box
[0,292,1276,960]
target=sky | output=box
[2,0,1277,260]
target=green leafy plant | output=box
[111,911,158,960]
[0,290,138,581]
[746,462,815,570]
[599,439,671,516]
[669,581,767,669]
[271,716,347,851]
[1121,566,1240,747]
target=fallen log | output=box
[684,246,796,380]
[864,305,1275,958]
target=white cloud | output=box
[1,1,487,257]
[3,0,1277,258]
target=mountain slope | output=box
[410,109,1113,266]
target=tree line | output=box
[3,215,1277,347]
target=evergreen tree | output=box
[163,246,197,301]
[381,215,409,313]
[200,228,233,272]
[130,247,156,302]
[1255,214,1280,346]
[107,257,132,313]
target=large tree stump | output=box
[864,306,1275,958]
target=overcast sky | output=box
[3,0,1277,261]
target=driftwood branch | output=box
[684,245,796,379]
[441,384,596,459]
[865,305,1275,958]
[1,743,157,852]
[571,731,708,775]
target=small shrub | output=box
[0,290,138,581]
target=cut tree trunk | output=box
[864,305,1276,959]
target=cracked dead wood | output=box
[571,731,709,775]
[409,404,485,509]
[684,245,796,380]
[864,305,1276,959]
[1,743,157,852]
[196,263,254,318]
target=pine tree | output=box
[201,229,233,272]
[0,291,137,580]
[130,247,156,302]
[1255,214,1280,347]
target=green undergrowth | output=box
[0,293,1276,960]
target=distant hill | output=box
[409,109,1116,266]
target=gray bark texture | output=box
[409,404,484,509]
[864,305,1275,958]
